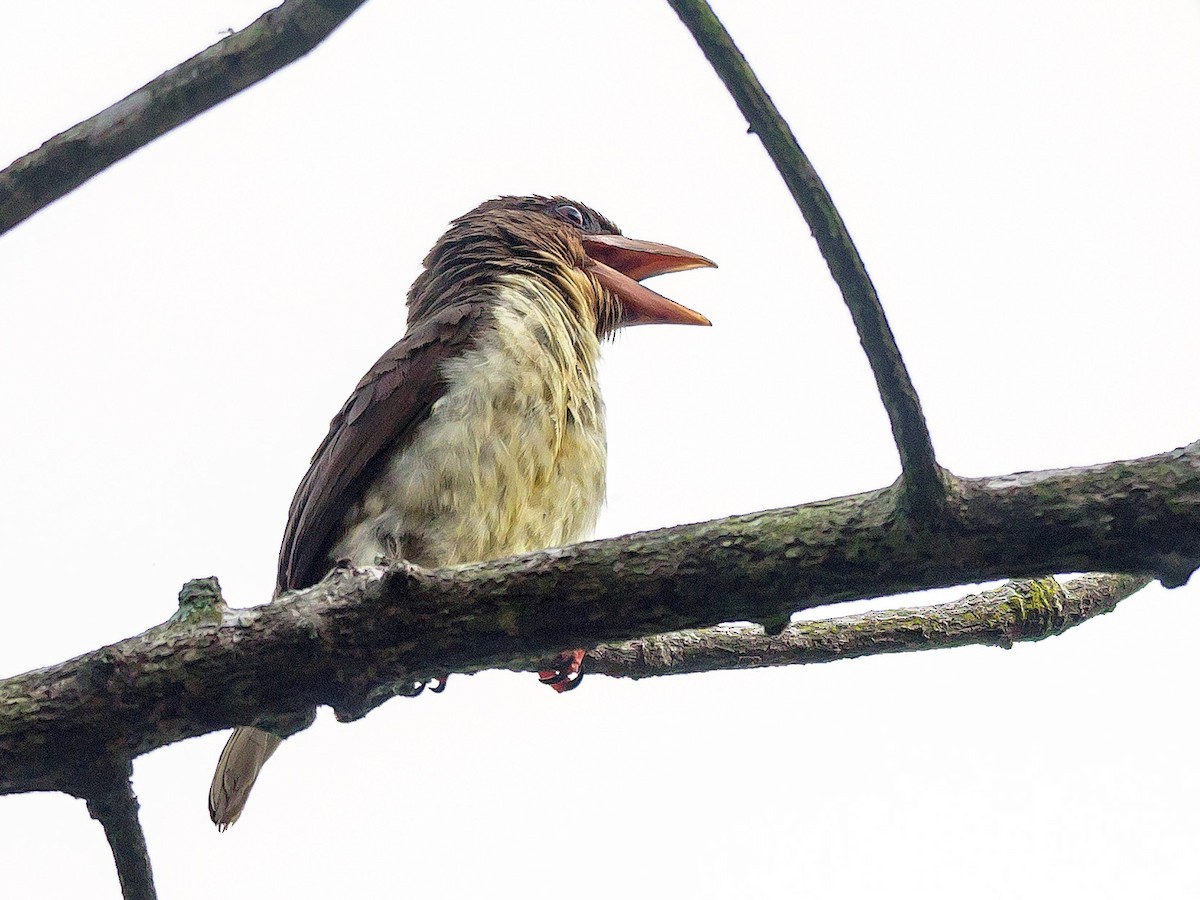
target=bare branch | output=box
[0,0,368,236]
[581,574,1150,679]
[80,765,157,900]
[666,0,945,515]
[2,444,1197,796]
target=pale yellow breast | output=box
[330,277,607,569]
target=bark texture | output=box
[581,574,1149,678]
[84,771,157,900]
[0,0,368,235]
[667,0,945,515]
[2,448,1195,797]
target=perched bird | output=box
[208,195,713,828]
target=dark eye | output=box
[555,204,585,228]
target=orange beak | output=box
[582,234,715,327]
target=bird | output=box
[208,195,714,828]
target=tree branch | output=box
[666,0,945,515]
[2,445,1197,796]
[79,764,157,900]
[0,0,368,236]
[580,574,1150,678]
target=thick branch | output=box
[80,766,157,900]
[0,0,368,236]
[1,444,1197,796]
[581,574,1149,678]
[667,0,944,515]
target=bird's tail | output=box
[208,726,282,830]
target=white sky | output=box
[2,2,1199,897]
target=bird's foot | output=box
[538,649,586,693]
[397,674,450,698]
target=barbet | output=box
[208,196,713,828]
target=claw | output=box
[538,649,586,694]
[398,674,449,698]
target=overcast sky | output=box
[3,2,1199,897]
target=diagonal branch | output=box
[666,0,945,516]
[2,443,1197,797]
[581,574,1150,678]
[0,0,368,236]
[79,765,157,900]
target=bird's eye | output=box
[555,204,585,228]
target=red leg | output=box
[538,649,586,693]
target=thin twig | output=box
[580,574,1150,679]
[666,0,945,515]
[83,768,157,900]
[0,0,369,235]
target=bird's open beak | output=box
[582,234,714,327]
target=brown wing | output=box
[276,302,489,593]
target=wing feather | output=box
[276,303,488,593]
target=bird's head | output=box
[408,195,714,338]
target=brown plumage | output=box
[209,196,713,828]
